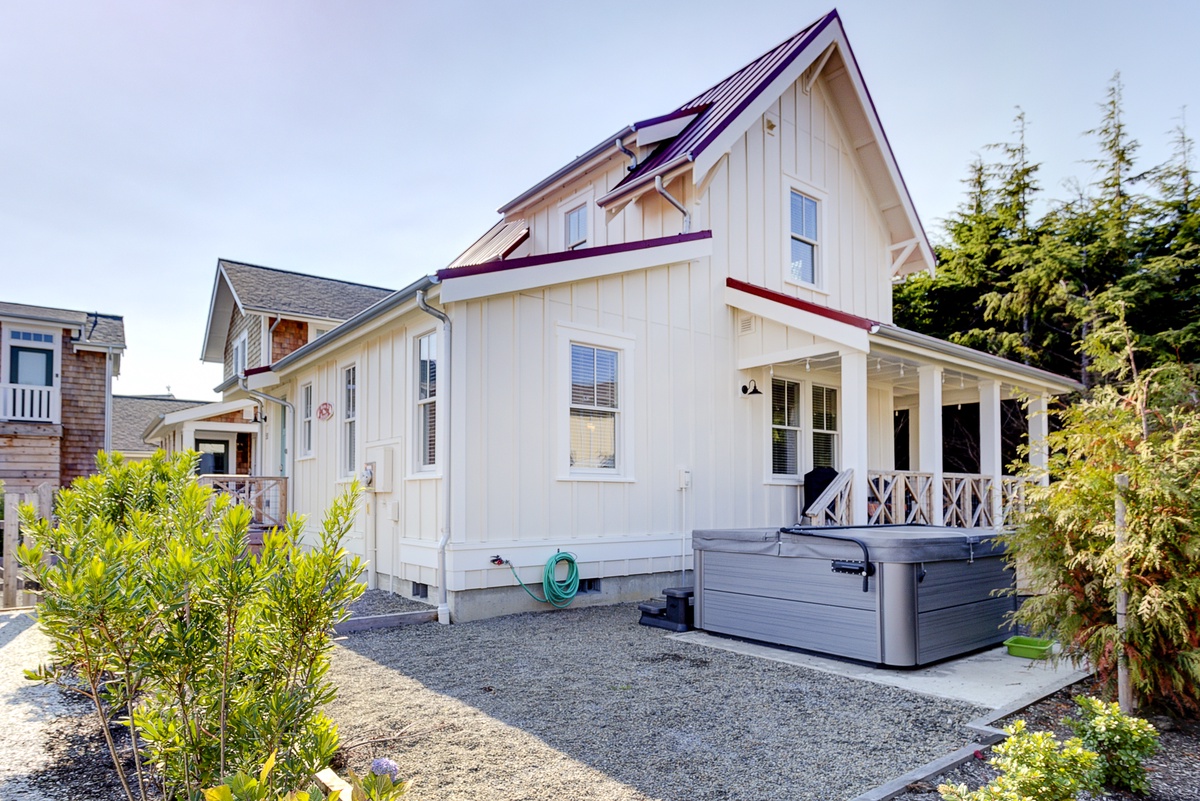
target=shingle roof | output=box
[219,260,394,321]
[112,395,209,453]
[0,300,126,348]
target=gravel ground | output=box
[891,677,1200,801]
[347,588,434,618]
[328,603,984,801]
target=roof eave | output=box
[498,126,634,215]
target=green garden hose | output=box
[507,551,579,608]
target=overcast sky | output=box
[3,0,1197,401]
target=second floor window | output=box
[565,203,587,250]
[232,332,248,376]
[789,190,819,285]
[417,332,437,468]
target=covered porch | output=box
[728,279,1082,530]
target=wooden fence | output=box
[2,484,54,609]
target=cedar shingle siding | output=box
[58,338,107,485]
[270,318,308,362]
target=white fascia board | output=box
[245,370,281,390]
[869,337,1081,395]
[635,113,701,147]
[725,286,869,353]
[439,236,713,303]
[693,23,840,186]
[201,270,238,362]
[161,398,257,427]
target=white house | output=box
[229,10,1081,622]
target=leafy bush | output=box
[202,751,409,801]
[939,720,1100,801]
[19,451,366,801]
[1003,338,1200,715]
[1067,696,1159,792]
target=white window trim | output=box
[341,363,358,479]
[232,331,249,378]
[760,371,841,485]
[414,330,439,473]
[811,383,840,471]
[556,322,635,482]
[557,188,594,252]
[406,328,441,479]
[307,322,331,344]
[769,376,803,481]
[299,382,314,458]
[782,177,828,290]
[1,322,64,424]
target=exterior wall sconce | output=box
[741,379,763,396]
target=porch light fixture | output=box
[805,359,811,372]
[741,379,763,396]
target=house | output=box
[149,261,394,523]
[217,10,1082,623]
[111,394,209,462]
[0,300,125,495]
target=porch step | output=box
[638,586,694,633]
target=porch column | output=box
[918,365,944,525]
[841,350,869,525]
[1028,392,1050,486]
[978,380,1003,526]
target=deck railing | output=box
[803,468,854,526]
[942,473,995,528]
[855,470,1029,529]
[1,383,55,423]
[1001,477,1028,527]
[866,470,934,525]
[198,475,288,529]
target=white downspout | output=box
[238,379,295,478]
[103,347,115,452]
[416,290,452,625]
[655,174,691,233]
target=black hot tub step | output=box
[638,599,667,616]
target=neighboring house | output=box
[111,394,209,461]
[0,300,125,495]
[219,10,1082,622]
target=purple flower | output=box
[370,757,401,780]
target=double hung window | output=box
[416,332,437,468]
[812,384,838,469]
[301,383,313,456]
[789,190,819,285]
[771,378,801,477]
[343,366,357,476]
[569,343,618,470]
[565,204,587,250]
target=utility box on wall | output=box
[364,445,395,493]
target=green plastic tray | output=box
[1004,635,1053,659]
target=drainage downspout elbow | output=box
[417,290,453,625]
[615,138,638,172]
[654,174,691,233]
[238,378,296,475]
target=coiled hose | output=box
[508,551,579,608]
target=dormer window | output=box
[565,203,587,250]
[232,331,248,377]
[2,326,61,423]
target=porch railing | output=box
[2,383,54,423]
[803,468,854,526]
[867,470,934,525]
[942,473,995,528]
[1001,477,1027,527]
[198,475,288,529]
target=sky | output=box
[2,0,1198,401]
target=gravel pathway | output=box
[0,611,81,801]
[347,588,434,618]
[329,604,985,801]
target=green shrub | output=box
[939,720,1100,801]
[1067,696,1159,792]
[202,751,409,801]
[19,451,365,801]
[1003,352,1200,715]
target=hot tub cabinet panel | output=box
[693,527,1016,667]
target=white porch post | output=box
[978,380,1003,525]
[841,350,869,525]
[1028,393,1050,486]
[918,365,944,525]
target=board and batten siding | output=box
[285,314,444,591]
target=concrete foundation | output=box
[447,570,691,622]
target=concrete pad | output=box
[669,630,1081,710]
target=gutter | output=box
[415,290,453,625]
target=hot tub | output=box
[692,526,1015,667]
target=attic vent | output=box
[739,314,756,335]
